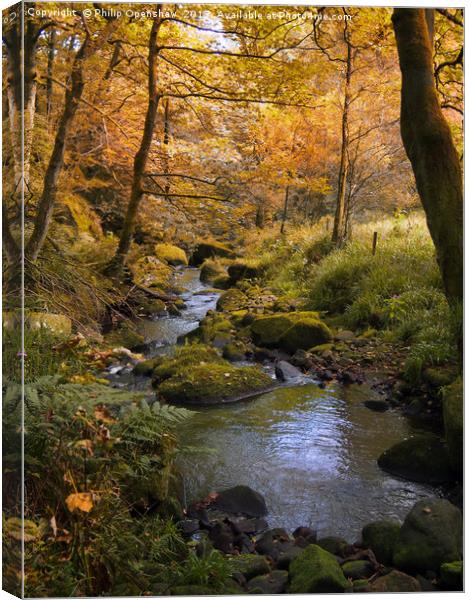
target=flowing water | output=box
[121,268,438,540]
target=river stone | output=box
[316,536,350,557]
[341,559,375,580]
[191,241,236,266]
[368,570,421,592]
[213,485,268,517]
[228,261,263,283]
[440,561,463,590]
[200,259,226,283]
[289,544,350,593]
[275,545,303,569]
[229,516,268,534]
[335,330,355,341]
[229,554,271,580]
[393,499,462,573]
[362,520,401,565]
[274,360,303,382]
[250,312,332,352]
[216,288,248,312]
[377,434,454,484]
[255,528,292,560]
[352,578,370,592]
[442,378,463,473]
[247,570,288,594]
[154,243,188,266]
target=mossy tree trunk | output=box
[24,16,119,262]
[392,8,463,303]
[112,16,163,268]
[331,23,352,247]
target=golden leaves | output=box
[65,492,94,513]
[94,404,116,424]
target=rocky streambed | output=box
[104,266,462,592]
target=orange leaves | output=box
[94,404,116,424]
[65,492,94,513]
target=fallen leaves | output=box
[65,492,93,513]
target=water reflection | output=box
[178,383,437,540]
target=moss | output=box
[154,243,188,266]
[217,288,249,312]
[341,560,374,580]
[442,378,463,473]
[228,554,270,580]
[440,561,463,590]
[393,499,462,573]
[223,342,248,361]
[422,366,459,389]
[131,256,173,290]
[377,434,453,484]
[200,259,226,283]
[152,344,224,384]
[361,520,401,565]
[250,311,331,352]
[133,358,159,376]
[104,323,144,350]
[22,312,72,335]
[316,536,349,557]
[352,579,370,592]
[227,260,264,283]
[213,274,232,289]
[157,362,273,405]
[191,241,236,266]
[289,544,349,593]
[61,194,103,238]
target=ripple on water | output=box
[178,382,438,540]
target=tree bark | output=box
[113,16,163,267]
[280,185,289,234]
[332,23,352,246]
[25,17,119,262]
[46,29,56,119]
[392,8,463,302]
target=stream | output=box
[112,268,438,541]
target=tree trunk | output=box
[332,25,352,246]
[113,16,163,267]
[46,29,56,120]
[280,185,289,234]
[392,8,463,302]
[25,18,119,262]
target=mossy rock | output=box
[131,255,173,290]
[170,585,215,595]
[442,378,463,473]
[223,342,248,361]
[191,241,236,266]
[6,311,73,335]
[155,243,188,266]
[440,560,463,590]
[157,362,273,405]
[229,554,271,580]
[369,570,421,592]
[217,288,249,312]
[352,579,370,592]
[142,298,166,314]
[289,544,349,593]
[200,259,226,283]
[213,274,232,289]
[247,570,288,593]
[377,434,454,484]
[422,366,459,389]
[361,520,401,565]
[251,312,331,353]
[341,559,375,580]
[133,358,159,377]
[104,324,144,350]
[316,536,349,557]
[227,261,264,283]
[152,344,224,384]
[309,342,334,354]
[393,499,462,573]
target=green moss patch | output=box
[250,311,331,352]
[289,544,349,593]
[442,378,463,473]
[155,243,188,266]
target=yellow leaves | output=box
[74,439,94,456]
[94,404,116,424]
[65,492,94,513]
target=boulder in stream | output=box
[251,312,332,353]
[289,544,350,593]
[154,243,188,266]
[191,241,236,266]
[378,434,454,484]
[393,498,462,573]
[361,519,401,565]
[213,485,268,517]
[275,360,303,382]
